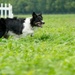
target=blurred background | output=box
[0,0,75,14]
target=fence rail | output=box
[0,3,13,18]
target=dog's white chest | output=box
[22,18,34,36]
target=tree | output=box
[0,0,75,14]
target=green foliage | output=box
[0,0,75,14]
[0,14,75,75]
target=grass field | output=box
[0,14,75,75]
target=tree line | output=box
[0,0,75,14]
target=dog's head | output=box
[31,12,45,27]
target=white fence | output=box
[0,3,13,18]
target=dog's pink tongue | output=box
[38,24,42,27]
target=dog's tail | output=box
[0,18,6,38]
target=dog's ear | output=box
[32,12,37,18]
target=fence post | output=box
[8,3,13,18]
[5,3,7,18]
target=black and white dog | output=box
[0,12,45,38]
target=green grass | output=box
[0,14,75,75]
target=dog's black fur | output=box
[5,18,25,35]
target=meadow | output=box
[0,14,75,75]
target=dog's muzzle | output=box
[35,21,45,27]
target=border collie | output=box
[0,12,45,38]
